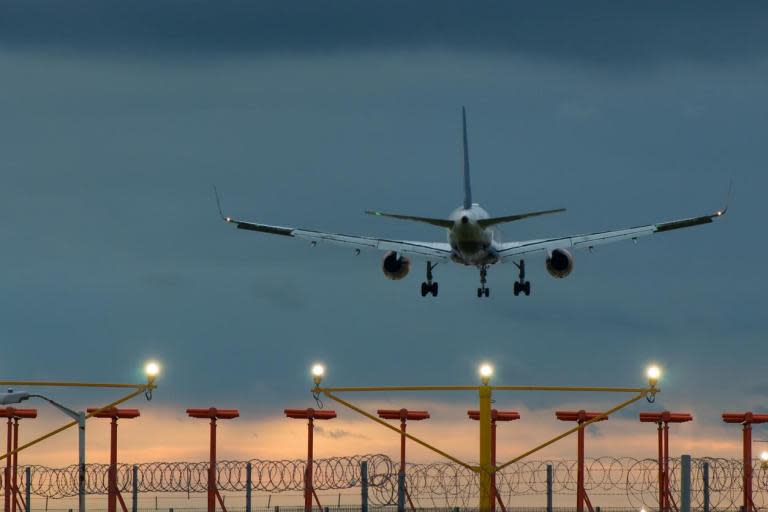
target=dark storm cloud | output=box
[2,1,768,67]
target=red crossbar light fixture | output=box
[186,408,240,420]
[722,412,768,424]
[468,409,520,512]
[285,408,337,512]
[86,408,141,512]
[639,412,693,423]
[0,409,37,419]
[639,411,693,512]
[377,409,430,421]
[468,410,521,421]
[284,408,337,420]
[557,410,608,512]
[555,410,607,422]
[722,411,768,512]
[2,407,37,512]
[186,408,239,512]
[86,408,141,420]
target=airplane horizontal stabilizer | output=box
[477,208,566,228]
[365,210,454,228]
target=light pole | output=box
[1,393,87,512]
[478,363,494,512]
[0,361,161,512]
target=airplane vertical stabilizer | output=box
[462,106,472,210]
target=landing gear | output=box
[477,265,490,298]
[421,262,439,297]
[513,260,531,296]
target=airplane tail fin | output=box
[462,106,472,209]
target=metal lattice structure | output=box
[5,455,768,509]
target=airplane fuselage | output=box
[447,203,500,266]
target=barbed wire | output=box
[5,455,768,510]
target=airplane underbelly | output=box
[449,222,497,265]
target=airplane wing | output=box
[214,188,452,260]
[498,207,727,261]
[224,217,452,260]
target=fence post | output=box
[397,471,405,512]
[132,465,138,512]
[703,461,710,512]
[546,464,553,512]
[681,455,691,512]
[360,461,369,512]
[245,462,252,512]
[24,467,30,512]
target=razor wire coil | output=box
[6,455,768,510]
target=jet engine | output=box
[546,248,573,278]
[382,251,411,280]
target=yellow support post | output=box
[478,383,492,512]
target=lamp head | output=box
[145,361,160,383]
[311,364,325,386]
[0,391,30,406]
[646,365,661,388]
[479,363,493,385]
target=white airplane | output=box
[216,107,728,298]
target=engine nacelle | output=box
[382,251,411,280]
[546,248,574,278]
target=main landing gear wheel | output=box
[421,261,439,297]
[513,260,532,297]
[476,265,490,298]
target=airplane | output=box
[215,107,728,298]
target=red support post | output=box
[0,409,37,512]
[284,408,337,512]
[556,410,608,512]
[723,412,768,512]
[640,411,693,512]
[469,410,520,512]
[187,408,240,512]
[87,408,141,512]
[378,409,430,511]
[11,419,18,512]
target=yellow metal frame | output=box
[314,382,657,512]
[0,378,157,462]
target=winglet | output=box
[213,185,232,222]
[715,180,734,217]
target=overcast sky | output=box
[0,1,766,463]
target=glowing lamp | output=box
[479,363,493,385]
[145,361,160,381]
[311,364,325,386]
[646,365,661,387]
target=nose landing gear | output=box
[421,261,439,297]
[477,265,490,298]
[513,260,531,296]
